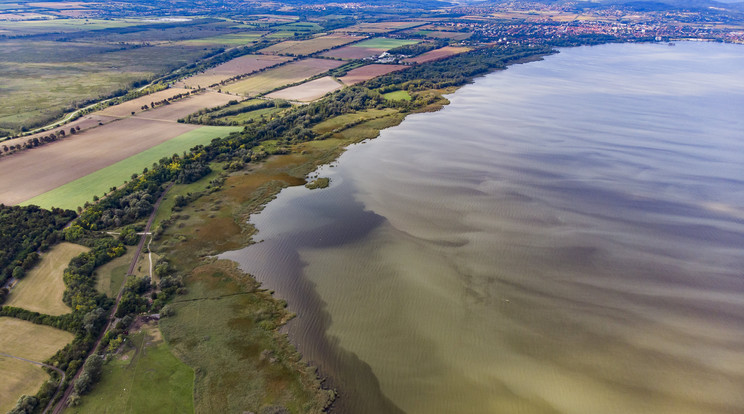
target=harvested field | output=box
[0,317,74,414]
[134,91,238,121]
[0,118,197,206]
[335,21,421,33]
[176,54,291,88]
[258,34,364,56]
[320,46,383,60]
[98,88,191,118]
[6,242,89,315]
[404,46,470,63]
[221,58,344,97]
[22,126,240,210]
[266,76,343,102]
[339,64,408,85]
[1,113,118,150]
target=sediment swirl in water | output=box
[223,42,744,414]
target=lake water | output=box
[222,42,744,414]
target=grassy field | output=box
[382,90,412,101]
[350,37,419,49]
[312,108,399,134]
[94,247,158,297]
[22,126,241,210]
[177,32,265,46]
[0,317,74,414]
[0,19,250,135]
[258,34,363,56]
[222,58,344,96]
[69,323,194,414]
[6,242,90,315]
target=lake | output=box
[222,42,744,414]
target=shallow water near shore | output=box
[222,42,744,413]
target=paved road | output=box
[51,183,172,414]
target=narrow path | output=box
[51,183,173,414]
[0,352,66,414]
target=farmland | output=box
[5,242,89,315]
[258,34,364,56]
[133,92,239,121]
[221,58,344,97]
[339,64,408,85]
[0,18,266,137]
[22,126,241,210]
[176,55,292,89]
[0,118,197,206]
[68,322,194,414]
[266,76,344,102]
[404,46,471,63]
[321,38,419,60]
[0,318,74,414]
[97,88,192,118]
[335,21,422,33]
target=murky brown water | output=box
[223,42,744,414]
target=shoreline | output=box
[155,49,555,413]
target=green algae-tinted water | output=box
[223,42,744,414]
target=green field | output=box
[382,90,412,101]
[312,108,398,134]
[351,37,419,49]
[179,32,265,46]
[276,22,322,32]
[22,126,241,210]
[69,324,194,414]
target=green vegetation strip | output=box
[351,38,419,49]
[22,126,241,210]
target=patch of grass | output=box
[0,317,74,413]
[94,250,133,298]
[382,90,412,101]
[305,177,330,189]
[22,126,241,210]
[351,37,419,49]
[276,22,322,32]
[69,323,194,414]
[178,32,264,46]
[6,242,90,315]
[221,106,285,124]
[312,108,398,134]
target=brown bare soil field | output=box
[339,64,408,85]
[266,76,343,102]
[134,91,239,121]
[321,46,384,60]
[222,58,344,97]
[1,114,118,151]
[258,34,365,56]
[335,21,420,33]
[98,88,191,118]
[176,55,291,88]
[0,118,197,205]
[404,46,471,64]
